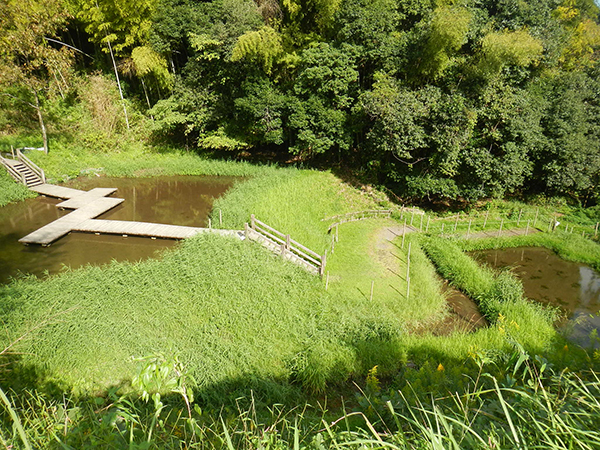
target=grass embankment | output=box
[0,171,35,207]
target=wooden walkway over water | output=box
[20,184,243,245]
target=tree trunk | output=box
[34,91,48,154]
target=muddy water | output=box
[0,176,237,285]
[472,247,600,347]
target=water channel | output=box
[0,176,238,285]
[472,247,600,347]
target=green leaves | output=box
[231,26,284,74]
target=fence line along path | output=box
[245,215,326,276]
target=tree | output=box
[0,0,74,153]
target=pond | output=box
[0,176,238,285]
[472,247,600,348]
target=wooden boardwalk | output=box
[30,183,85,199]
[75,220,244,240]
[20,183,244,245]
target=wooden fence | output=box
[245,215,326,276]
[324,209,393,232]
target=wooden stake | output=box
[517,209,523,226]
[454,214,459,232]
[441,223,445,236]
[467,219,472,238]
[208,218,211,229]
[244,222,249,239]
[402,218,407,249]
[410,211,414,226]
[498,218,503,238]
[534,208,539,227]
[484,210,489,229]
[526,220,530,236]
[286,234,291,249]
[336,224,339,242]
[251,214,256,229]
[219,209,222,226]
[406,243,412,300]
[419,214,423,232]
[426,216,430,233]
[595,222,599,237]
[370,280,374,301]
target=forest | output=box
[1,0,599,204]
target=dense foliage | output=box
[1,0,599,202]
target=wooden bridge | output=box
[2,154,325,275]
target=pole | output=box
[410,211,414,226]
[419,214,423,232]
[498,218,503,238]
[534,208,539,227]
[208,218,211,229]
[219,209,222,226]
[441,223,445,236]
[595,222,599,237]
[454,214,459,232]
[406,243,411,300]
[526,220,530,236]
[517,209,523,226]
[467,219,472,238]
[484,210,489,229]
[326,272,329,290]
[336,224,339,242]
[426,216,430,233]
[402,218,407,249]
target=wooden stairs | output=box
[0,149,45,187]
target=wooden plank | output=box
[56,188,119,209]
[29,183,86,199]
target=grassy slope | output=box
[1,147,591,399]
[0,171,36,207]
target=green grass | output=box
[0,171,36,207]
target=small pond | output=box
[472,247,600,348]
[0,176,238,285]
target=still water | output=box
[472,247,600,347]
[0,176,237,284]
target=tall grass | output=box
[0,171,36,207]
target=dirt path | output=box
[372,224,416,268]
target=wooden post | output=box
[467,219,472,239]
[208,218,211,229]
[498,218,503,238]
[454,214,459,232]
[406,243,411,300]
[10,145,14,159]
[251,214,256,230]
[441,223,445,236]
[320,250,327,277]
[370,281,374,302]
[570,226,574,234]
[219,209,222,226]
[484,210,489,229]
[582,230,586,238]
[280,243,286,258]
[336,224,339,243]
[326,272,330,290]
[517,209,523,226]
[402,218,407,249]
[286,234,291,249]
[426,216,430,233]
[410,211,414,226]
[244,222,249,239]
[595,222,599,237]
[526,220,530,236]
[419,214,424,232]
[534,208,539,227]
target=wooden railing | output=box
[16,149,45,184]
[245,215,326,276]
[0,155,26,184]
[323,209,392,232]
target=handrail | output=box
[247,215,326,276]
[16,149,45,183]
[0,155,26,184]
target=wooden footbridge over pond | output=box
[2,152,324,274]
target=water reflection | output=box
[472,247,600,348]
[0,176,238,284]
